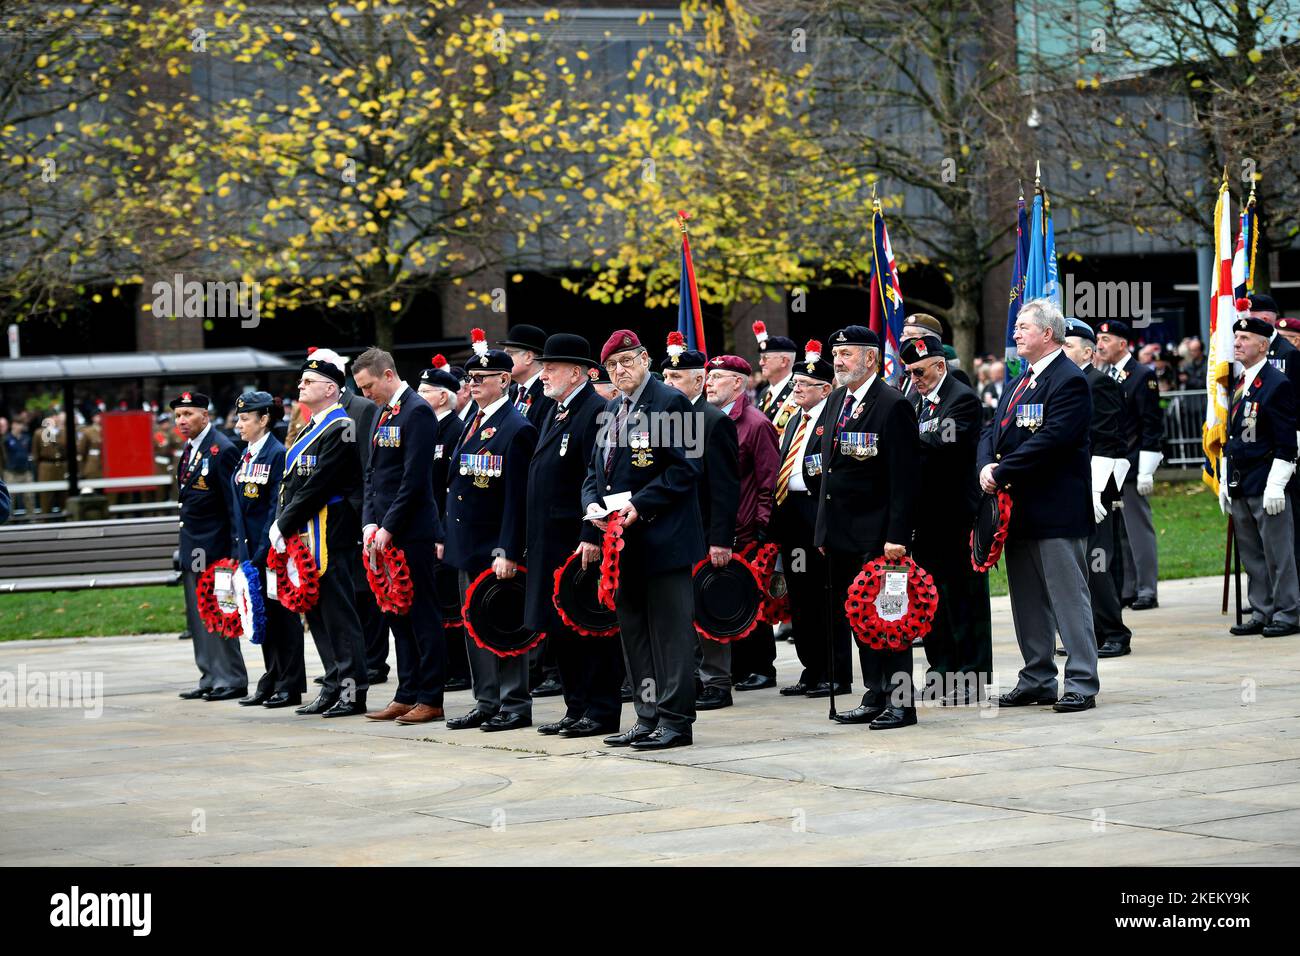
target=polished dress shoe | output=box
[1230,620,1266,636]
[295,692,339,715]
[1055,646,1067,657]
[446,709,494,730]
[1263,621,1300,638]
[734,673,776,692]
[869,707,917,730]
[629,727,692,750]
[1097,641,1131,658]
[994,687,1057,707]
[604,724,655,747]
[805,682,850,698]
[695,686,733,710]
[531,677,564,697]
[204,686,248,702]
[1053,692,1096,713]
[481,712,531,732]
[365,700,414,721]
[832,703,884,724]
[262,691,301,709]
[538,716,579,735]
[395,704,444,724]
[779,682,811,696]
[559,717,619,738]
[367,669,390,685]
[322,694,368,718]
[239,691,270,706]
[178,687,209,700]
[444,677,472,692]
[1130,597,1158,611]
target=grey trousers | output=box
[1004,537,1100,698]
[1119,480,1159,601]
[698,636,731,691]
[1231,496,1299,626]
[459,570,531,717]
[182,568,248,690]
[618,566,697,734]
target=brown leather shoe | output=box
[395,704,445,725]
[365,701,414,721]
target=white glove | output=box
[269,521,286,553]
[1092,492,1107,524]
[1219,481,1230,516]
[1263,459,1295,516]
[1113,458,1131,489]
[1090,456,1115,495]
[1136,450,1162,496]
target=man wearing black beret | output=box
[1247,293,1300,564]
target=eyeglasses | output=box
[603,353,643,373]
[297,377,329,388]
[467,373,504,384]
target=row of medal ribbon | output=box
[460,453,504,478]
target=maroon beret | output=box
[600,329,642,365]
[707,354,752,376]
[1277,317,1300,333]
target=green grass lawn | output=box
[0,481,1225,640]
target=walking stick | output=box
[1221,515,1233,615]
[1234,523,1243,627]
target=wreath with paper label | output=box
[266,534,320,613]
[196,559,265,642]
[844,555,938,651]
[746,541,790,626]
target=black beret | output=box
[169,391,210,410]
[466,348,514,374]
[758,335,798,354]
[234,390,274,413]
[1095,320,1132,341]
[899,335,944,365]
[420,368,462,392]
[1234,316,1274,338]
[829,325,880,348]
[1248,293,1280,315]
[660,348,708,371]
[300,357,345,387]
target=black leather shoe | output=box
[178,687,208,700]
[734,673,776,692]
[481,712,531,732]
[446,709,494,730]
[322,693,367,718]
[559,717,620,738]
[239,691,270,706]
[538,716,579,735]
[1263,621,1300,638]
[445,677,472,692]
[1230,620,1265,636]
[994,687,1057,707]
[1097,641,1131,657]
[204,686,248,702]
[1055,646,1067,657]
[695,686,733,710]
[779,682,811,696]
[869,707,917,730]
[295,692,339,715]
[367,669,390,685]
[629,727,693,750]
[604,724,655,747]
[262,691,302,708]
[313,676,324,685]
[1120,596,1135,609]
[832,703,884,724]
[531,677,564,697]
[805,682,850,698]
[1130,597,1158,611]
[1053,692,1096,713]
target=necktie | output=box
[999,372,1033,428]
[178,443,193,486]
[372,402,395,445]
[605,398,630,475]
[761,389,774,412]
[1106,364,1122,382]
[832,391,856,455]
[775,413,811,505]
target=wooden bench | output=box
[0,516,181,593]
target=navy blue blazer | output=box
[977,350,1093,541]
[444,399,537,574]
[230,434,286,566]
[431,410,465,517]
[178,425,239,569]
[581,374,706,574]
[1227,361,1298,498]
[1114,356,1163,475]
[363,387,442,546]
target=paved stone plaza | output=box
[2,575,1298,866]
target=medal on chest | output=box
[1016,403,1044,432]
[559,433,570,457]
[840,432,878,459]
[629,431,655,467]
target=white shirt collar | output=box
[850,373,876,404]
[1242,357,1268,386]
[1113,351,1132,373]
[480,394,510,421]
[802,397,828,423]
[690,392,702,405]
[435,406,454,421]
[244,432,269,459]
[458,402,473,420]
[1030,348,1063,378]
[387,381,410,408]
[522,370,542,392]
[769,372,793,399]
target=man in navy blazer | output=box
[581,330,706,750]
[352,348,448,726]
[172,391,248,702]
[978,299,1099,713]
[443,342,539,732]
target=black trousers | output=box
[618,566,696,734]
[912,532,993,689]
[827,548,914,710]
[1089,508,1132,647]
[357,552,390,677]
[775,494,830,686]
[446,624,471,681]
[254,564,306,696]
[387,543,447,707]
[554,625,624,725]
[306,556,369,701]
[731,621,776,681]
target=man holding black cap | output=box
[901,333,992,702]
[525,333,625,737]
[1222,316,1299,637]
[753,322,800,439]
[173,390,247,701]
[814,325,919,729]
[273,355,369,718]
[444,332,539,731]
[581,330,705,749]
[1094,319,1163,611]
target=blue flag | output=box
[1006,196,1029,369]
[1025,190,1046,302]
[1044,193,1060,308]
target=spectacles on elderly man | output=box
[603,352,643,373]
